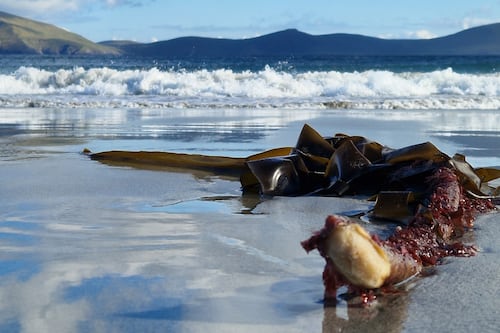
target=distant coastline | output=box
[2,10,500,56]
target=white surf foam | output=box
[1,66,499,109]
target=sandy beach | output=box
[0,107,499,333]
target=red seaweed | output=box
[88,124,500,305]
[302,166,496,304]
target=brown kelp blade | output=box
[246,147,295,162]
[87,124,500,205]
[295,124,335,158]
[324,139,375,195]
[89,150,247,178]
[353,137,384,163]
[384,142,449,165]
[474,167,500,198]
[450,154,500,198]
[475,167,500,183]
[371,191,418,224]
[240,147,295,192]
[246,150,330,196]
[474,168,500,198]
[450,154,482,194]
[246,156,303,196]
[326,140,372,181]
[330,134,384,163]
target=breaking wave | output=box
[1,66,500,109]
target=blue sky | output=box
[0,0,499,42]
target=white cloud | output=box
[377,29,437,40]
[408,29,437,39]
[0,0,149,16]
[461,17,495,30]
[0,0,80,13]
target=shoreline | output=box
[0,107,499,332]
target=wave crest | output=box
[1,66,499,109]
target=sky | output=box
[0,0,499,43]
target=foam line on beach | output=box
[1,66,500,109]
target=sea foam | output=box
[1,66,499,109]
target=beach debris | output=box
[88,124,500,303]
[302,166,495,304]
[88,124,500,201]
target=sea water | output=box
[1,55,500,109]
[1,55,500,333]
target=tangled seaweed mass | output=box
[89,124,500,303]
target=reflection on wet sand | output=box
[0,108,499,332]
[0,156,335,332]
[322,290,410,333]
[430,130,500,157]
[0,208,201,333]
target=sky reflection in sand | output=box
[0,108,499,332]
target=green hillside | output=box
[0,11,121,55]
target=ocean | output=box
[2,55,500,109]
[1,55,500,333]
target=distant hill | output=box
[3,10,500,56]
[0,11,120,55]
[104,24,500,57]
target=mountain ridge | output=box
[0,11,120,55]
[113,24,500,57]
[2,11,500,56]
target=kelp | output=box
[87,124,500,214]
[89,150,247,178]
[87,124,500,301]
[302,166,496,301]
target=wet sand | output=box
[0,108,499,332]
